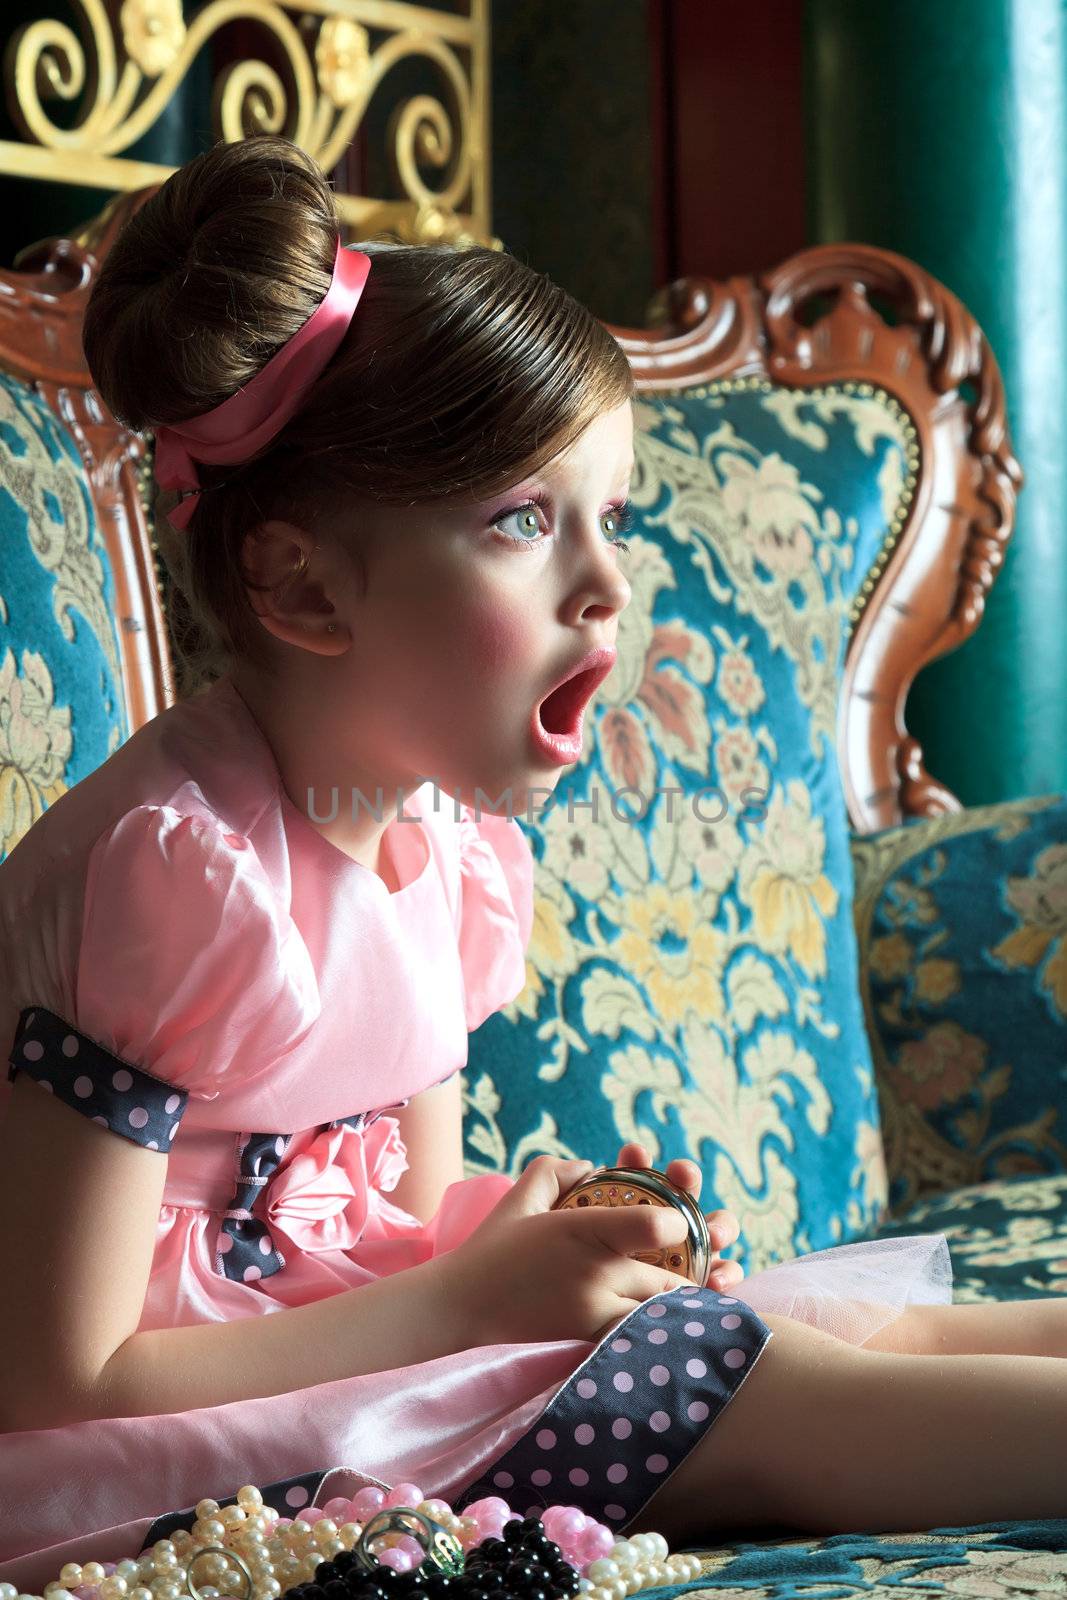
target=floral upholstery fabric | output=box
[851,792,1067,1215]
[0,370,128,864]
[464,376,921,1268]
[680,1521,1067,1600]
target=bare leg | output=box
[861,1298,1067,1357]
[627,1312,1067,1546]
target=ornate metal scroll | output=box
[0,0,492,246]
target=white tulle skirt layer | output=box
[731,1233,954,1345]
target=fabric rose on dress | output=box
[363,1114,409,1193]
[265,1116,409,1255]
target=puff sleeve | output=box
[456,805,534,1032]
[7,805,321,1152]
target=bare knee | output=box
[630,1314,858,1544]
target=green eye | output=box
[499,508,543,540]
[602,499,635,550]
[490,496,634,551]
[494,504,544,542]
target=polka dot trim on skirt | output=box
[7,1006,189,1152]
[136,1289,770,1549]
[454,1284,773,1533]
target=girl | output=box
[0,135,1065,1588]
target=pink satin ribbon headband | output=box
[153,236,372,530]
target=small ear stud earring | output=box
[327,623,337,633]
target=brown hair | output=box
[82,136,634,699]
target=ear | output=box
[241,519,349,655]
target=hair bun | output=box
[83,136,339,431]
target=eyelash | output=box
[490,488,633,554]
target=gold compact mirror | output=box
[552,1165,711,1287]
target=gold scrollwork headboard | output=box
[0,0,494,248]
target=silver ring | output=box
[185,1544,254,1600]
[355,1507,466,1577]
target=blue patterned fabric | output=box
[464,378,920,1266]
[851,792,1067,1213]
[865,1169,1067,1300]
[0,370,128,865]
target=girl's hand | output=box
[441,1156,700,1348]
[614,1141,745,1293]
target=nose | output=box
[559,523,632,628]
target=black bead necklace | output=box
[298,1516,582,1600]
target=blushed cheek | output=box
[460,597,537,675]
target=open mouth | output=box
[537,664,606,737]
[530,649,618,766]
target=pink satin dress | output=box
[0,677,951,1589]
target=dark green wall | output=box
[489,0,657,326]
[806,0,1067,805]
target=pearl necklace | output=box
[1,1485,702,1600]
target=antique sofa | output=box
[2,200,1066,1594]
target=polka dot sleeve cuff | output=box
[7,1006,189,1152]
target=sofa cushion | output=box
[464,376,921,1265]
[867,1169,1067,1300]
[851,792,1067,1215]
[0,370,128,864]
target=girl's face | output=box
[329,398,634,816]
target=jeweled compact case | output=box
[552,1166,711,1287]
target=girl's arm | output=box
[0,1074,470,1432]
[388,1071,467,1227]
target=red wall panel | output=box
[648,0,807,285]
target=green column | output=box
[805,0,1067,806]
